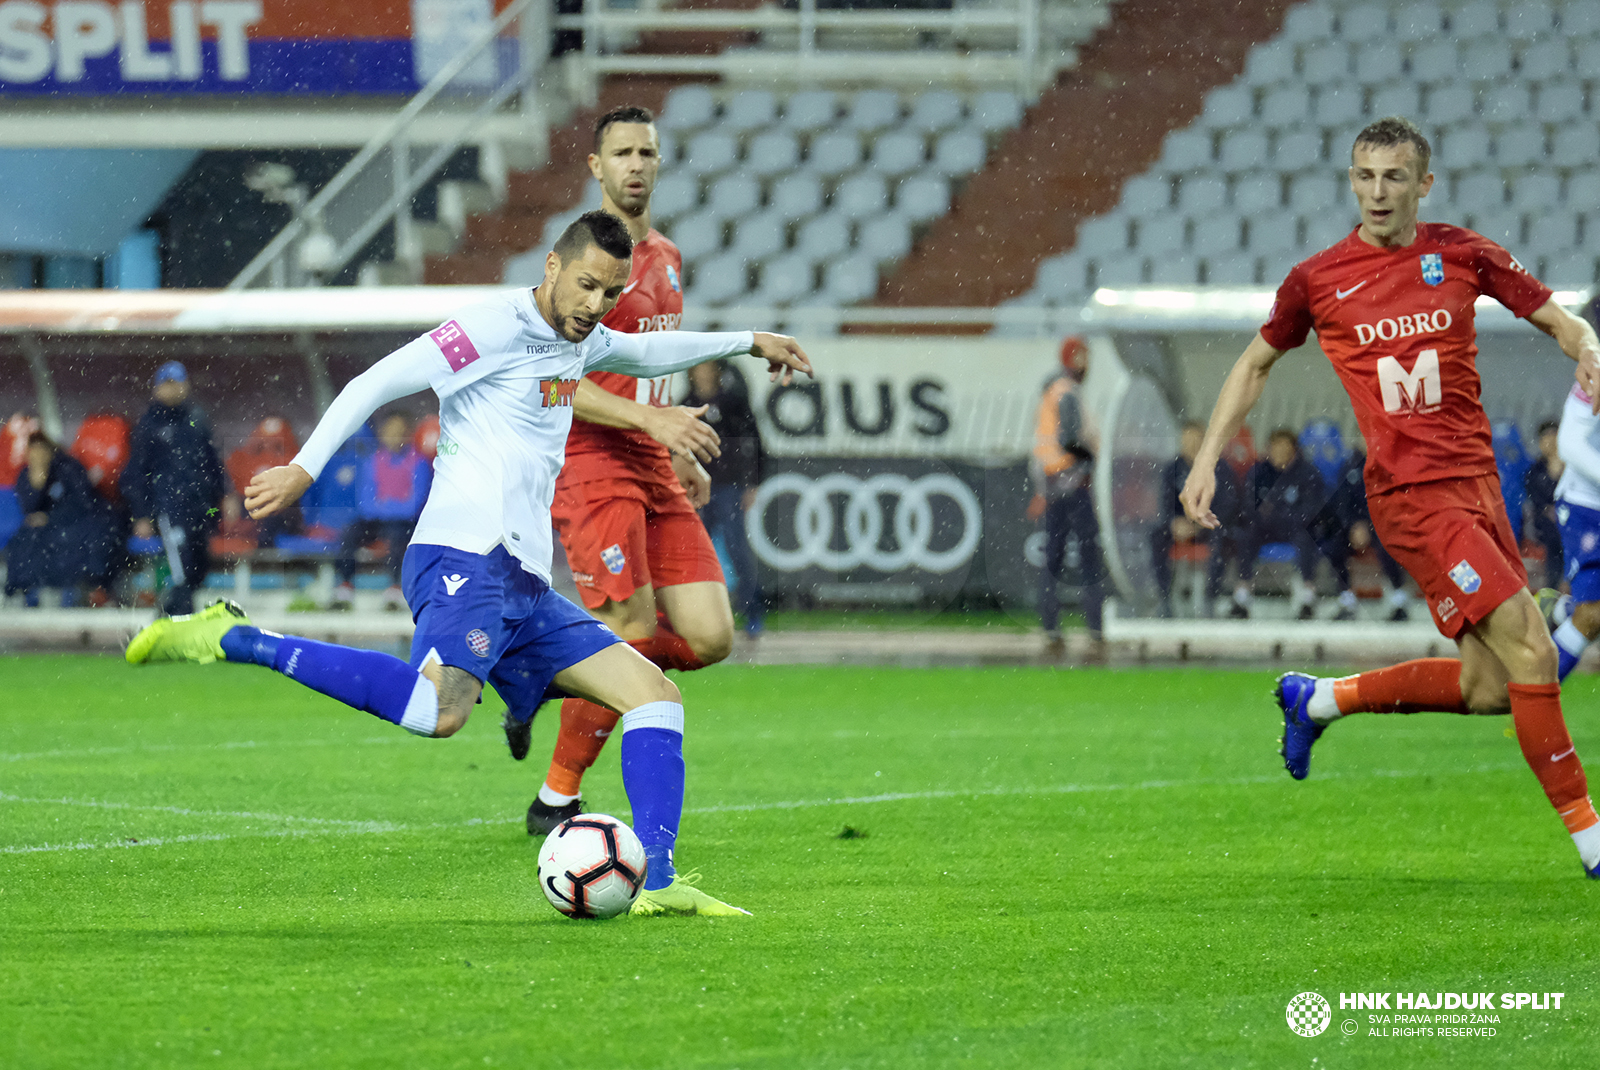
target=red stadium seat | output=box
[0,412,40,489]
[227,417,300,497]
[69,413,132,499]
[413,413,440,460]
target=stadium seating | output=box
[1492,419,1532,539]
[68,414,131,501]
[503,87,1025,306]
[1298,419,1348,487]
[1013,0,1600,304]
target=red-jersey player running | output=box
[510,105,737,834]
[1181,117,1600,879]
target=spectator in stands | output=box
[1317,434,1411,622]
[1231,428,1326,620]
[1031,336,1106,657]
[686,359,767,637]
[6,432,121,606]
[121,361,226,616]
[1526,419,1565,589]
[331,411,431,611]
[1150,420,1237,618]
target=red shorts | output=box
[551,475,723,609]
[1368,474,1527,640]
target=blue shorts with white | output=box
[1558,499,1600,603]
[401,543,623,720]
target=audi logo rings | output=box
[746,472,983,573]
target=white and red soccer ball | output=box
[537,814,648,919]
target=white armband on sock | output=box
[400,675,440,736]
[621,700,685,735]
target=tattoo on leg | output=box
[436,666,482,718]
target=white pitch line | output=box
[0,735,406,765]
[0,790,405,830]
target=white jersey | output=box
[291,288,753,581]
[1556,383,1600,512]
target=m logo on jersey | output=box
[431,320,482,371]
[1420,253,1444,286]
[601,544,627,575]
[1448,559,1482,594]
[1376,348,1442,414]
[666,265,681,293]
[540,379,579,407]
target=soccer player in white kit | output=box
[126,212,813,916]
[1540,379,1600,681]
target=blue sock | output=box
[1554,620,1589,683]
[619,703,686,891]
[221,626,419,726]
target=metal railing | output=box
[228,0,548,290]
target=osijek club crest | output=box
[1419,253,1444,286]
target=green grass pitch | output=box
[2,654,1596,1068]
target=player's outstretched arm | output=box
[244,464,314,519]
[1528,298,1600,414]
[750,332,812,385]
[570,379,722,462]
[1179,331,1287,528]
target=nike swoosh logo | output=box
[1335,281,1368,300]
[621,281,639,295]
[594,729,612,738]
[1552,746,1576,762]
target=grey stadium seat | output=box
[1542,250,1599,288]
[1553,123,1600,169]
[833,173,888,220]
[970,91,1023,132]
[1288,172,1343,214]
[1505,1,1554,38]
[1437,124,1490,167]
[1563,0,1600,35]
[823,254,879,304]
[1244,40,1296,86]
[1247,210,1301,254]
[1460,39,1513,82]
[782,90,838,133]
[1538,81,1585,125]
[795,212,852,261]
[1369,82,1420,120]
[722,90,777,133]
[895,174,950,222]
[907,90,965,133]
[1449,0,1500,37]
[770,172,824,220]
[1392,2,1443,42]
[501,244,546,286]
[1273,128,1324,171]
[656,131,679,167]
[1094,255,1148,288]
[1466,210,1523,248]
[1120,174,1171,215]
[1354,41,1402,84]
[1232,172,1283,213]
[1304,212,1356,249]
[844,90,901,133]
[1423,82,1475,126]
[682,132,739,176]
[1260,85,1311,127]
[688,251,748,306]
[649,173,700,222]
[1074,215,1130,256]
[1204,255,1259,286]
[1192,214,1242,254]
[1282,2,1335,41]
[1201,84,1254,128]
[754,254,815,306]
[1568,170,1600,210]
[1148,253,1202,285]
[932,130,987,176]
[1482,84,1533,126]
[1577,40,1600,81]
[1511,170,1562,212]
[870,131,927,178]
[731,212,788,262]
[704,173,762,221]
[1313,84,1365,126]
[668,211,725,264]
[1300,40,1351,85]
[1178,174,1229,213]
[1339,2,1391,41]
[1160,129,1214,171]
[806,132,862,177]
[858,215,913,262]
[1034,253,1091,299]
[1408,40,1460,84]
[1454,171,1506,211]
[1527,211,1580,252]
[1493,127,1546,169]
[744,131,800,178]
[1219,128,1270,172]
[1135,215,1187,254]
[1518,38,1571,81]
[658,85,717,131]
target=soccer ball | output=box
[536,814,648,919]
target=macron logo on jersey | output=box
[431,320,482,372]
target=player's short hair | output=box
[594,105,656,152]
[1352,116,1431,176]
[553,210,634,265]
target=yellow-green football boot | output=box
[630,871,751,917]
[125,600,251,666]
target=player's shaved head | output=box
[594,105,656,152]
[554,210,635,264]
[1352,116,1431,177]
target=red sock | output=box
[1332,658,1473,715]
[629,614,705,673]
[543,698,621,798]
[1507,682,1599,833]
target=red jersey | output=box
[1260,223,1551,496]
[560,228,685,487]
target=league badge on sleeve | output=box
[665,265,681,293]
[1448,559,1481,594]
[1419,253,1444,286]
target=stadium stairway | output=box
[875,0,1298,308]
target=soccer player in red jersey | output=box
[514,105,739,834]
[1180,117,1600,878]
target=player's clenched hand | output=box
[671,452,711,509]
[1179,464,1220,530]
[244,464,313,520]
[643,404,722,463]
[751,332,813,385]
